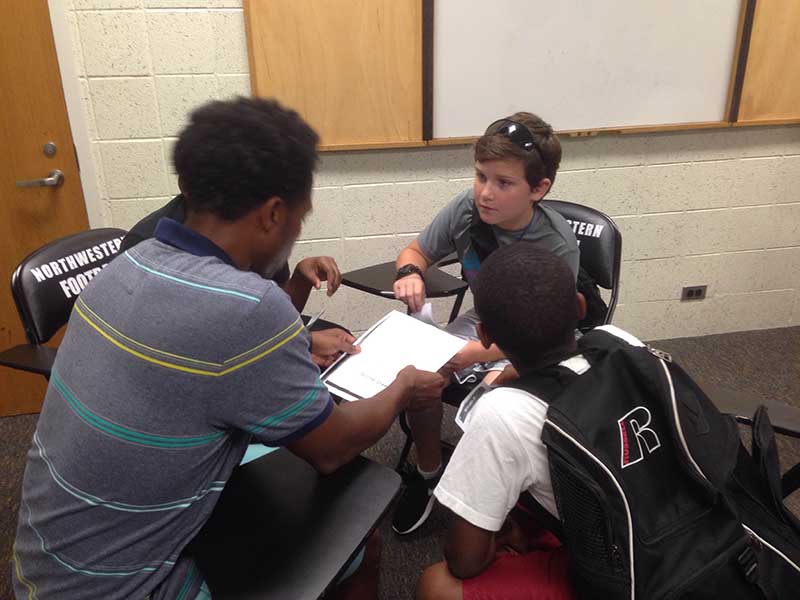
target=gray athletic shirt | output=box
[417,189,580,280]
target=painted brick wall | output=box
[63,1,800,340]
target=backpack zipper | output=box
[658,359,717,495]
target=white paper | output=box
[411,302,437,326]
[322,311,467,400]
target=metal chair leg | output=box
[396,411,414,472]
[448,289,466,324]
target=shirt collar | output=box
[154,217,236,267]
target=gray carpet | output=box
[2,326,799,600]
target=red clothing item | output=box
[462,503,574,600]
[462,546,573,600]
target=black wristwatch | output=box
[395,264,424,281]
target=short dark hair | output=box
[474,244,577,366]
[173,97,320,220]
[474,112,562,189]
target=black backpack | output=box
[510,327,800,599]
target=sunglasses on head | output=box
[485,119,549,157]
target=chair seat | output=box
[0,343,57,377]
[342,261,467,299]
[700,380,800,439]
[187,449,401,600]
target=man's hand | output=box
[396,366,447,412]
[296,256,342,297]
[310,328,359,368]
[393,273,426,313]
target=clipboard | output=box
[321,311,467,401]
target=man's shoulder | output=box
[126,241,290,319]
[102,245,302,362]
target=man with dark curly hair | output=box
[119,102,347,367]
[12,97,446,600]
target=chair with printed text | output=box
[0,228,126,379]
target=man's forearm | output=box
[283,272,313,312]
[326,382,410,469]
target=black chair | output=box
[544,199,622,326]
[698,380,800,440]
[187,449,401,600]
[0,228,126,378]
[340,200,623,468]
[342,253,469,324]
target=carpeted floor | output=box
[2,326,799,599]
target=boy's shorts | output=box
[462,506,575,600]
[461,546,573,600]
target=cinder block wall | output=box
[64,2,800,340]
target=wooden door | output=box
[0,2,89,415]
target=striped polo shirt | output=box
[12,219,332,600]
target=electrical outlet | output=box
[681,285,707,301]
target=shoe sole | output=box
[392,493,436,535]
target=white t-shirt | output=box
[434,325,640,533]
[434,385,557,532]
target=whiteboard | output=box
[433,0,742,138]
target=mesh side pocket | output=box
[550,455,616,573]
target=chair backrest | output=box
[11,228,127,345]
[542,199,622,322]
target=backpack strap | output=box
[468,203,499,263]
[507,329,622,400]
[576,267,608,332]
[508,354,588,401]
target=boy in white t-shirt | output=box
[416,244,587,600]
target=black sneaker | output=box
[392,467,440,535]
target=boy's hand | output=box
[393,273,426,313]
[296,256,342,296]
[396,366,447,412]
[310,328,359,368]
[496,516,528,555]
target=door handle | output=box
[16,169,64,188]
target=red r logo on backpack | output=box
[618,406,661,469]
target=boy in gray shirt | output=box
[391,113,579,535]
